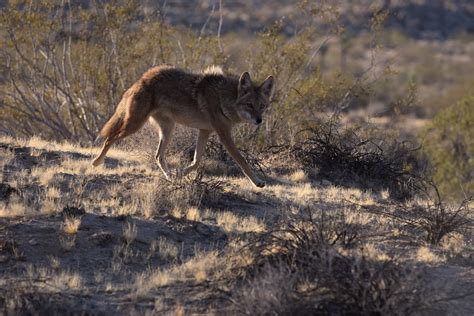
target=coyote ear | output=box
[260,75,274,98]
[238,72,253,95]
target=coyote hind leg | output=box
[92,94,151,166]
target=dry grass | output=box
[288,170,308,183]
[0,135,472,315]
[0,201,26,218]
[185,207,201,221]
[62,217,81,235]
[123,222,138,245]
[215,211,265,234]
[416,246,444,264]
[150,237,180,261]
[0,135,144,164]
[24,265,83,291]
[134,250,220,298]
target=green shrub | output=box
[0,1,371,149]
[0,0,224,141]
[422,95,474,200]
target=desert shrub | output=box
[421,95,474,201]
[233,209,426,315]
[407,196,473,245]
[232,264,307,315]
[0,0,388,153]
[292,115,424,200]
[358,182,472,246]
[378,195,472,246]
[0,0,224,141]
[137,171,222,216]
[421,76,474,117]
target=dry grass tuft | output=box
[62,217,81,235]
[216,211,265,233]
[0,200,26,218]
[416,246,444,264]
[288,170,308,183]
[123,222,138,245]
[134,250,220,298]
[185,207,201,221]
[133,171,222,218]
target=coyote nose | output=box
[256,118,262,125]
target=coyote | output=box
[92,65,274,187]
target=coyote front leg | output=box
[215,128,265,188]
[154,118,175,180]
[180,129,211,176]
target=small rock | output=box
[89,231,115,247]
[321,179,332,186]
[28,239,38,246]
[0,255,9,263]
[195,223,226,239]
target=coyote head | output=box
[235,72,274,125]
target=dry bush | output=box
[0,183,18,203]
[358,181,473,246]
[393,196,471,246]
[137,171,223,216]
[0,0,224,141]
[0,288,79,315]
[0,230,23,260]
[263,208,363,252]
[0,267,83,314]
[233,209,427,315]
[0,0,376,152]
[232,264,305,315]
[292,116,425,200]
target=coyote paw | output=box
[253,178,266,188]
[91,158,104,167]
[162,170,183,181]
[162,172,173,182]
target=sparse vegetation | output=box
[385,194,472,246]
[62,216,81,235]
[292,116,424,200]
[0,135,472,314]
[232,209,427,315]
[1,0,473,314]
[422,95,474,200]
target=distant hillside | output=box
[147,0,474,39]
[2,0,472,38]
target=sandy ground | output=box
[0,137,473,314]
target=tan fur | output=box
[92,65,274,188]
